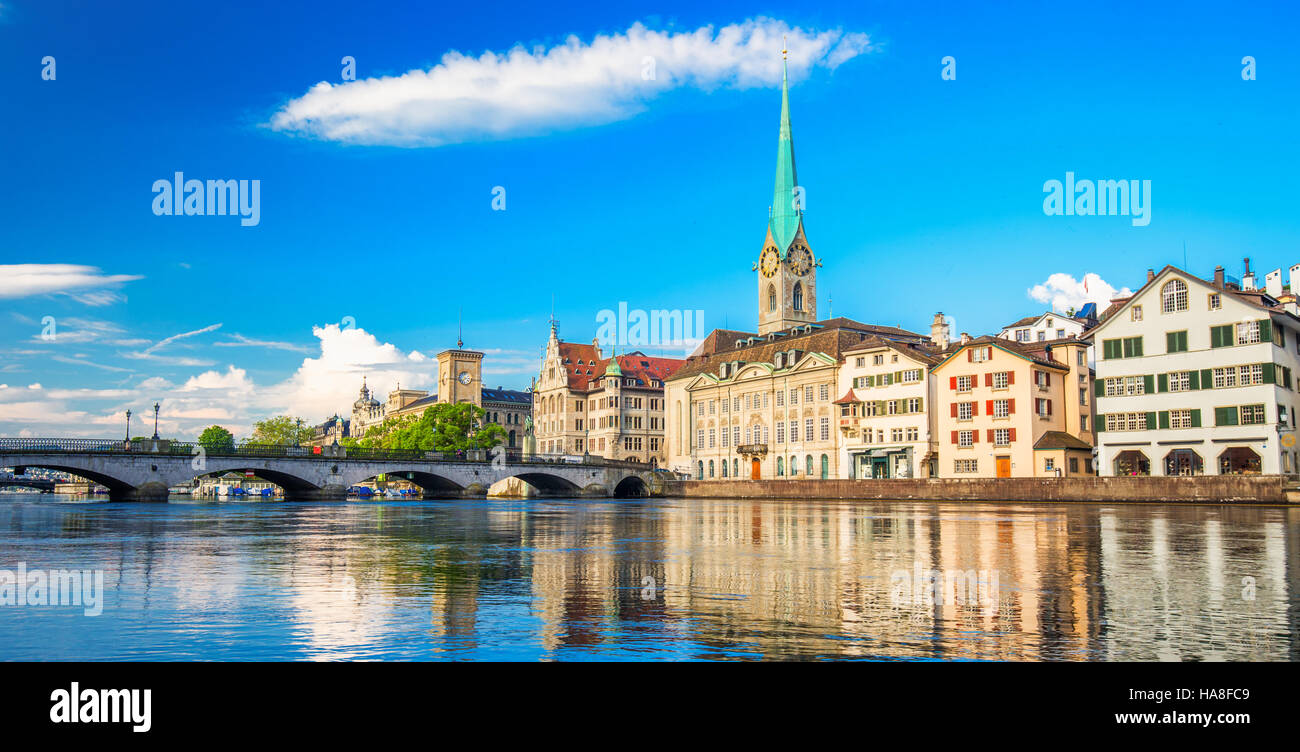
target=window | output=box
[903,369,922,382]
[819,417,829,441]
[805,386,815,403]
[805,418,814,442]
[1168,371,1192,392]
[767,284,777,312]
[1212,367,1237,389]
[855,357,865,367]
[1236,321,1261,345]
[956,375,973,392]
[792,283,803,311]
[1102,337,1144,359]
[1015,329,1029,342]
[954,458,978,473]
[993,399,1010,418]
[776,421,785,444]
[958,430,974,447]
[1080,415,1088,432]
[790,421,799,442]
[790,389,798,405]
[1044,458,1055,471]
[891,428,904,442]
[971,347,993,362]
[1161,278,1188,312]
[992,372,1009,389]
[1035,398,1052,417]
[1170,409,1194,429]
[906,427,919,441]
[958,402,973,420]
[818,384,829,401]
[1131,305,1144,321]
[994,428,1011,446]
[733,426,740,446]
[1104,375,1146,396]
[1208,293,1222,310]
[1106,412,1150,431]
[1240,404,1266,425]
[1166,330,1188,353]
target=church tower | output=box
[756,45,817,336]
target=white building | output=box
[835,337,941,479]
[1087,264,1300,477]
[999,310,1095,344]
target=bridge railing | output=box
[0,438,654,471]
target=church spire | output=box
[769,41,801,257]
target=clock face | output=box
[787,245,813,276]
[759,247,779,278]
[458,371,472,385]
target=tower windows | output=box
[768,284,777,312]
[792,282,803,312]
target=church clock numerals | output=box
[760,247,779,278]
[787,245,812,276]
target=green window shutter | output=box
[1103,339,1118,359]
[1215,406,1239,426]
[1200,368,1212,389]
[1145,412,1157,430]
[1095,414,1106,432]
[1133,337,1144,357]
[1211,325,1230,348]
[1166,331,1178,353]
[1158,411,1170,429]
[1189,409,1202,428]
[1157,373,1168,392]
[1122,338,1133,358]
[866,375,874,387]
[1262,363,1276,384]
[1259,319,1272,343]
[1189,370,1200,390]
[1178,331,1188,351]
[1143,374,1155,394]
[1094,379,1105,397]
[917,397,924,412]
[1285,367,1292,389]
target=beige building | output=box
[532,324,682,465]
[835,330,943,479]
[931,335,1094,478]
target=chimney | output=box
[1243,257,1257,291]
[930,312,950,348]
[1146,268,1155,283]
[959,332,971,346]
[1214,265,1225,288]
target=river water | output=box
[0,492,1295,661]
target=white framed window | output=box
[1212,367,1237,389]
[819,417,829,441]
[1131,305,1143,321]
[993,399,1010,418]
[958,402,973,420]
[992,372,1009,389]
[958,430,973,447]
[1168,371,1191,392]
[1161,278,1189,313]
[1170,409,1193,429]
[1209,293,1222,310]
[970,347,992,362]
[957,375,973,392]
[955,458,978,473]
[776,421,785,444]
[1236,321,1261,345]
[994,428,1011,446]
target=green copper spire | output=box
[769,49,801,257]
[606,347,622,377]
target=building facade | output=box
[931,336,1094,478]
[532,324,682,464]
[999,309,1097,344]
[835,336,941,479]
[1089,264,1300,476]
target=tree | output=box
[197,425,235,452]
[246,416,314,446]
[351,403,505,453]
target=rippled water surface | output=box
[0,493,1296,661]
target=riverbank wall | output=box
[663,476,1296,504]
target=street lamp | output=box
[152,402,160,441]
[125,409,132,443]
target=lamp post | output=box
[125,409,132,443]
[152,402,160,441]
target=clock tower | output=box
[436,346,483,407]
[756,46,818,336]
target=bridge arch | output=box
[351,470,465,498]
[509,472,582,496]
[196,465,325,497]
[3,462,134,496]
[613,475,650,498]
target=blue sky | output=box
[2,0,1298,438]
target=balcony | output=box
[737,443,769,456]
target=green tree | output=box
[197,425,235,452]
[350,403,505,453]
[246,415,314,446]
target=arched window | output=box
[508,430,516,447]
[806,455,814,476]
[821,454,829,479]
[733,458,739,478]
[1161,278,1188,313]
[721,459,728,477]
[697,461,704,480]
[789,455,798,475]
[792,282,803,312]
[768,284,777,312]
[708,460,715,478]
[777,456,784,476]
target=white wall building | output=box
[1087,265,1300,477]
[1000,311,1093,344]
[835,338,940,479]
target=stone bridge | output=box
[0,439,671,501]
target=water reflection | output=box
[0,494,1294,661]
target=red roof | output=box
[556,342,683,391]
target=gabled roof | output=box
[1033,431,1093,451]
[932,335,1071,372]
[1083,264,1299,341]
[842,334,943,366]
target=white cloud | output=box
[1028,273,1133,314]
[268,18,873,147]
[213,333,312,353]
[0,264,141,300]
